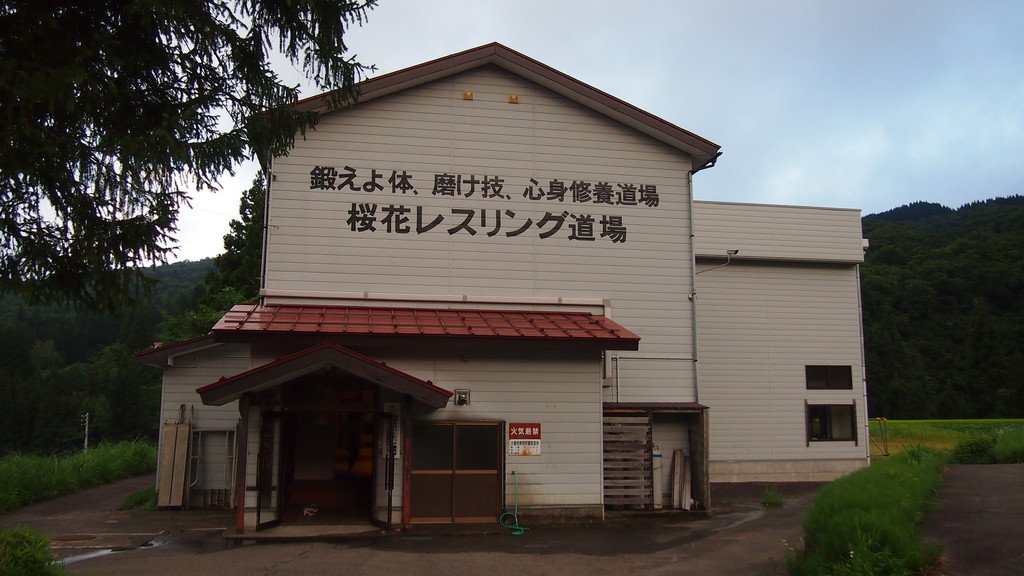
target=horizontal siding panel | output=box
[159,345,249,431]
[697,262,867,462]
[694,201,864,263]
[399,354,605,505]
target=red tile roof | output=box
[213,304,640,345]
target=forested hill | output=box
[0,258,213,365]
[0,259,213,454]
[861,196,1024,419]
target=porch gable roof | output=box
[196,341,452,408]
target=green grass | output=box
[0,526,65,576]
[993,427,1024,463]
[870,419,1024,456]
[761,483,785,508]
[0,441,156,514]
[788,446,947,576]
[120,487,158,510]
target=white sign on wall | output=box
[508,422,542,456]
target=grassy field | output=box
[0,441,156,514]
[870,419,1024,457]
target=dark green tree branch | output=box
[0,0,375,312]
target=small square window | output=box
[806,365,853,389]
[807,403,857,442]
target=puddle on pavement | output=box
[60,537,160,565]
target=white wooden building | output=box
[138,44,868,532]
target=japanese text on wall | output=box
[508,423,542,456]
[309,166,666,244]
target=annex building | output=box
[138,44,869,532]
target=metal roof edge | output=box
[134,334,219,367]
[292,43,720,166]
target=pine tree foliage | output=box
[0,0,375,312]
[159,173,266,342]
[205,173,267,301]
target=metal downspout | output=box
[687,153,719,403]
[856,262,870,462]
[688,170,701,404]
[259,160,273,306]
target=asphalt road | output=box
[2,464,1022,576]
[923,463,1024,576]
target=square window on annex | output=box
[137,44,870,534]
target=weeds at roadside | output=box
[950,436,996,464]
[0,441,156,514]
[121,487,158,511]
[761,483,785,508]
[787,445,946,576]
[992,428,1024,463]
[949,426,1024,464]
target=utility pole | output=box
[81,412,89,451]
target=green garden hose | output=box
[499,470,529,535]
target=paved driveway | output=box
[2,465,1022,576]
[2,478,814,576]
[924,463,1024,576]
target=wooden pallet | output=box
[603,415,652,508]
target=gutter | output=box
[688,153,720,403]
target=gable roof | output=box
[134,334,219,367]
[294,43,721,170]
[196,341,452,408]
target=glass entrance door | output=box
[255,412,281,530]
[371,412,397,527]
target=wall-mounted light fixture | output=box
[454,389,471,406]
[695,249,739,275]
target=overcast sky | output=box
[171,0,1024,261]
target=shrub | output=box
[0,526,65,576]
[993,428,1024,463]
[950,435,997,464]
[788,446,946,576]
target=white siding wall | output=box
[266,66,696,398]
[244,340,604,511]
[696,262,869,481]
[156,344,249,499]
[694,201,864,263]
[378,350,603,509]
